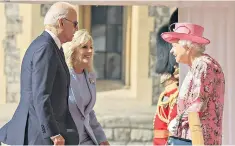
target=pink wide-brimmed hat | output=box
[161,23,210,45]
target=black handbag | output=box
[167,136,192,145]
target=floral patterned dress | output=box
[168,54,225,145]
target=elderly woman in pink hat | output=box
[161,23,225,145]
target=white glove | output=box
[168,117,180,136]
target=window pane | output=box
[107,6,123,25]
[117,25,123,53]
[105,53,121,79]
[91,6,106,25]
[93,53,105,79]
[92,25,106,52]
[91,6,124,80]
[106,25,123,53]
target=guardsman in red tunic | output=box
[153,68,179,145]
[153,9,178,145]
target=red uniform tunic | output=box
[153,82,178,145]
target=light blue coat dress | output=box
[68,69,107,145]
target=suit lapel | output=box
[84,70,96,115]
[42,31,70,84]
[70,70,85,116]
[57,48,70,83]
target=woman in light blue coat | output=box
[64,29,109,145]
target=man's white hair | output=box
[44,2,75,26]
[178,40,206,53]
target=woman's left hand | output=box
[100,141,110,145]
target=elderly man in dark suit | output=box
[0,2,79,145]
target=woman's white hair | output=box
[64,29,94,72]
[44,2,75,27]
[178,40,206,53]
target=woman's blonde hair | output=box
[64,29,94,72]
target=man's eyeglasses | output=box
[63,18,78,28]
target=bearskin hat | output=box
[155,8,178,75]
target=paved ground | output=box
[0,89,157,127]
[0,89,157,145]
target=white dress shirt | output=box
[45,29,62,49]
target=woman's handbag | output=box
[166,112,192,145]
[167,136,192,145]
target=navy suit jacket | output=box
[0,31,78,145]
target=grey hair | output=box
[178,40,206,53]
[44,2,75,26]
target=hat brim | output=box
[161,32,210,45]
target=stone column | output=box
[130,6,154,105]
[122,6,132,87]
[81,6,91,32]
[31,4,48,43]
[2,3,23,103]
[0,4,7,104]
